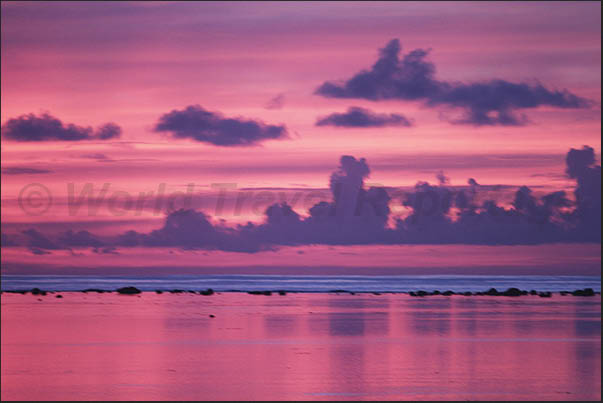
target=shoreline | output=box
[1,287,599,298]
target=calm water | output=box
[1,293,600,400]
[1,274,600,292]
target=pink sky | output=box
[1,2,601,275]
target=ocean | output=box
[1,274,600,293]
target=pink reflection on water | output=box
[1,293,600,400]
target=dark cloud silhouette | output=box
[436,170,449,185]
[3,146,600,252]
[58,230,104,247]
[153,105,288,146]
[94,123,122,140]
[565,145,601,240]
[1,233,18,247]
[1,113,122,141]
[315,39,591,126]
[30,247,51,255]
[22,229,60,250]
[114,210,265,252]
[92,246,119,254]
[143,209,243,250]
[265,94,285,110]
[316,106,413,128]
[1,167,53,175]
[80,153,110,160]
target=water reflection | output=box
[1,293,600,400]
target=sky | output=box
[0,1,601,275]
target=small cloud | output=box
[80,153,110,160]
[1,233,18,246]
[315,107,413,128]
[30,247,51,255]
[93,246,119,254]
[1,113,122,141]
[95,123,121,140]
[153,105,288,146]
[436,170,449,185]
[265,94,285,110]
[1,167,53,175]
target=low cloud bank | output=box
[2,146,600,254]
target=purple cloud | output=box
[1,113,122,141]
[1,167,53,175]
[316,106,413,128]
[316,39,591,126]
[153,105,288,146]
[3,146,600,253]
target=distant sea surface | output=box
[1,274,600,292]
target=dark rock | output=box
[442,290,454,296]
[55,294,63,298]
[248,290,272,295]
[475,292,484,296]
[82,288,105,293]
[169,289,185,293]
[431,290,441,295]
[116,286,141,295]
[200,288,214,296]
[502,288,523,297]
[409,291,417,297]
[209,314,215,318]
[278,290,287,296]
[539,292,552,298]
[529,290,538,295]
[416,290,428,297]
[485,288,500,296]
[572,288,595,297]
[329,290,348,293]
[30,288,46,295]
[560,291,569,296]
[372,292,381,296]
[155,290,163,294]
[463,292,472,296]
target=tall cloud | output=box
[316,106,413,128]
[315,39,591,126]
[153,105,288,146]
[565,145,601,240]
[1,113,122,141]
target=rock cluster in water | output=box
[405,287,596,298]
[116,286,142,294]
[1,287,599,298]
